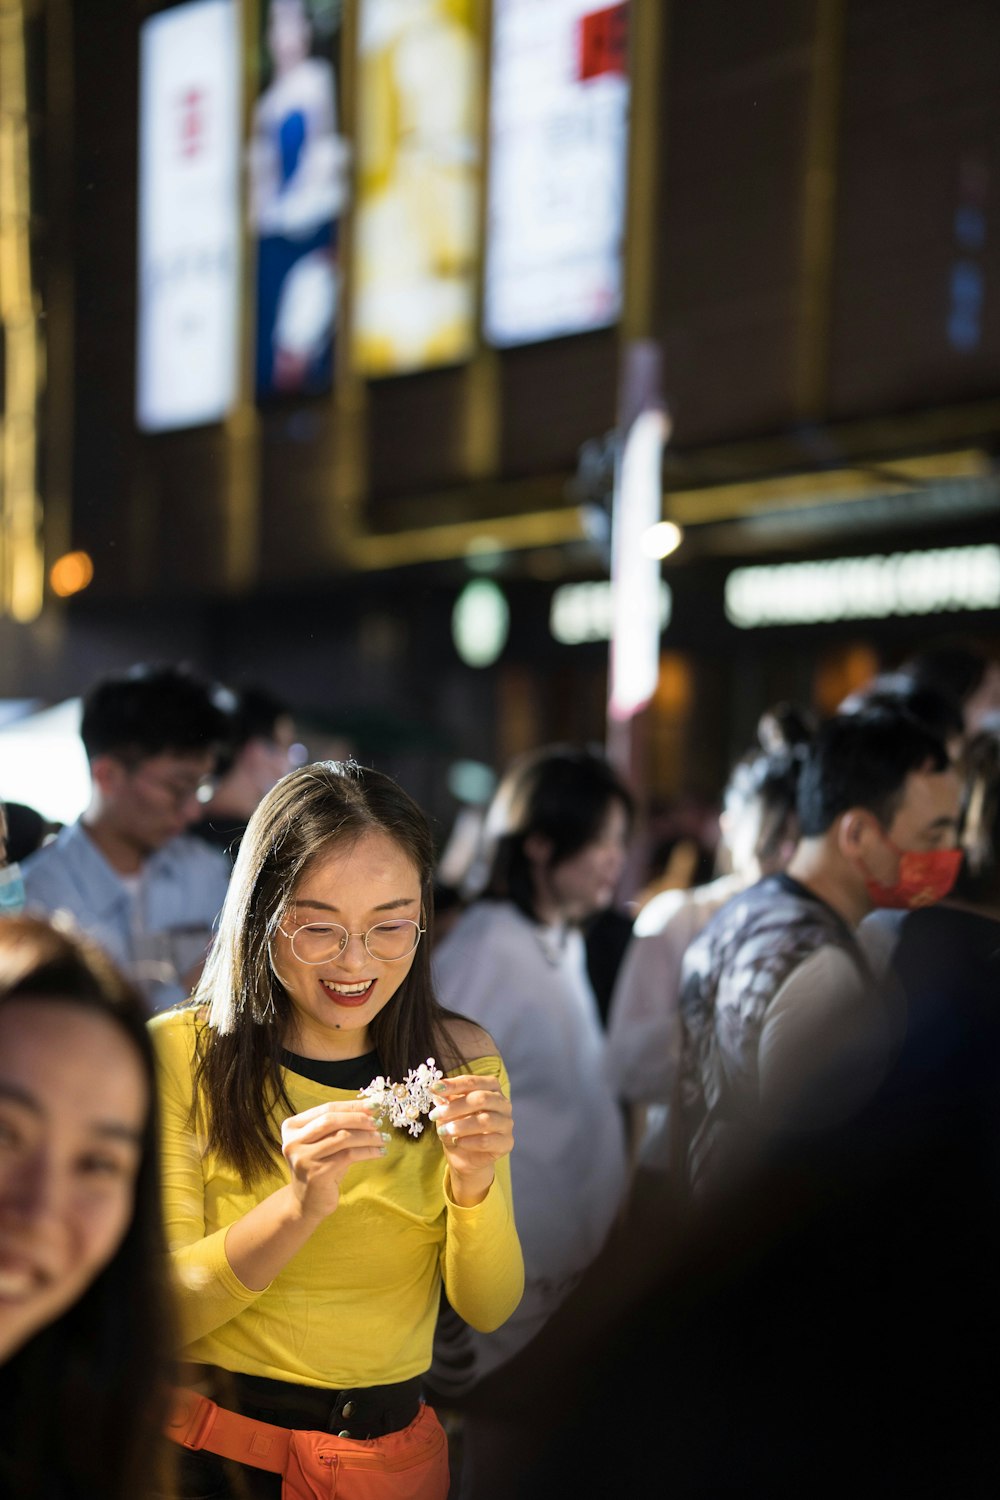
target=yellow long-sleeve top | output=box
[150,1007,524,1389]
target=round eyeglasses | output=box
[280,919,425,965]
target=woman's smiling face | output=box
[271,829,423,1060]
[0,1000,147,1364]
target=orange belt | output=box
[167,1386,291,1474]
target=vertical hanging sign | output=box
[249,0,350,400]
[484,0,630,347]
[608,341,669,723]
[351,0,484,375]
[136,0,241,432]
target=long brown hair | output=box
[192,759,465,1185]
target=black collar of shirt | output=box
[280,1048,381,1090]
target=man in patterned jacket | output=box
[674,703,962,1197]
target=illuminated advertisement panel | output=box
[725,547,1000,629]
[352,0,483,375]
[484,0,629,347]
[136,0,241,432]
[250,0,349,399]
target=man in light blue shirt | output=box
[24,664,234,1011]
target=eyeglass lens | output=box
[290,921,421,963]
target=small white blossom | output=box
[359,1057,444,1138]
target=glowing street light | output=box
[639,520,683,559]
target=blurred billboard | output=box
[250,0,349,400]
[483,0,629,347]
[136,0,242,431]
[351,0,483,375]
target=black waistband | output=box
[203,1367,423,1441]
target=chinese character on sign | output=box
[178,87,206,159]
[578,3,628,82]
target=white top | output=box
[606,873,748,1104]
[430,899,626,1386]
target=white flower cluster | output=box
[359,1058,444,1138]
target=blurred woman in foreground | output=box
[0,915,175,1498]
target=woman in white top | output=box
[427,745,632,1491]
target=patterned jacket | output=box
[675,874,869,1194]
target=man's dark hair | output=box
[80,663,230,763]
[214,684,290,778]
[839,671,964,746]
[901,638,991,708]
[797,706,951,838]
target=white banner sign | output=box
[609,408,668,720]
[484,0,630,347]
[136,0,241,431]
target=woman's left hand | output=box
[429,1075,514,1207]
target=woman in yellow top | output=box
[151,760,523,1500]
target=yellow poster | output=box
[352,0,483,375]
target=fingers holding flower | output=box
[281,1099,386,1223]
[429,1075,514,1206]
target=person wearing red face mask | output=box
[861,723,1000,1016]
[671,704,961,1202]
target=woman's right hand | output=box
[281,1099,386,1223]
[224,1100,385,1292]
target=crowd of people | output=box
[2,637,1000,1497]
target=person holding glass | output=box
[23,663,233,1012]
[152,759,523,1499]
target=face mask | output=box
[860,834,962,911]
[0,862,26,918]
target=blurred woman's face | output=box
[0,1001,147,1364]
[268,0,312,74]
[531,798,630,924]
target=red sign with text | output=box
[578,2,628,81]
